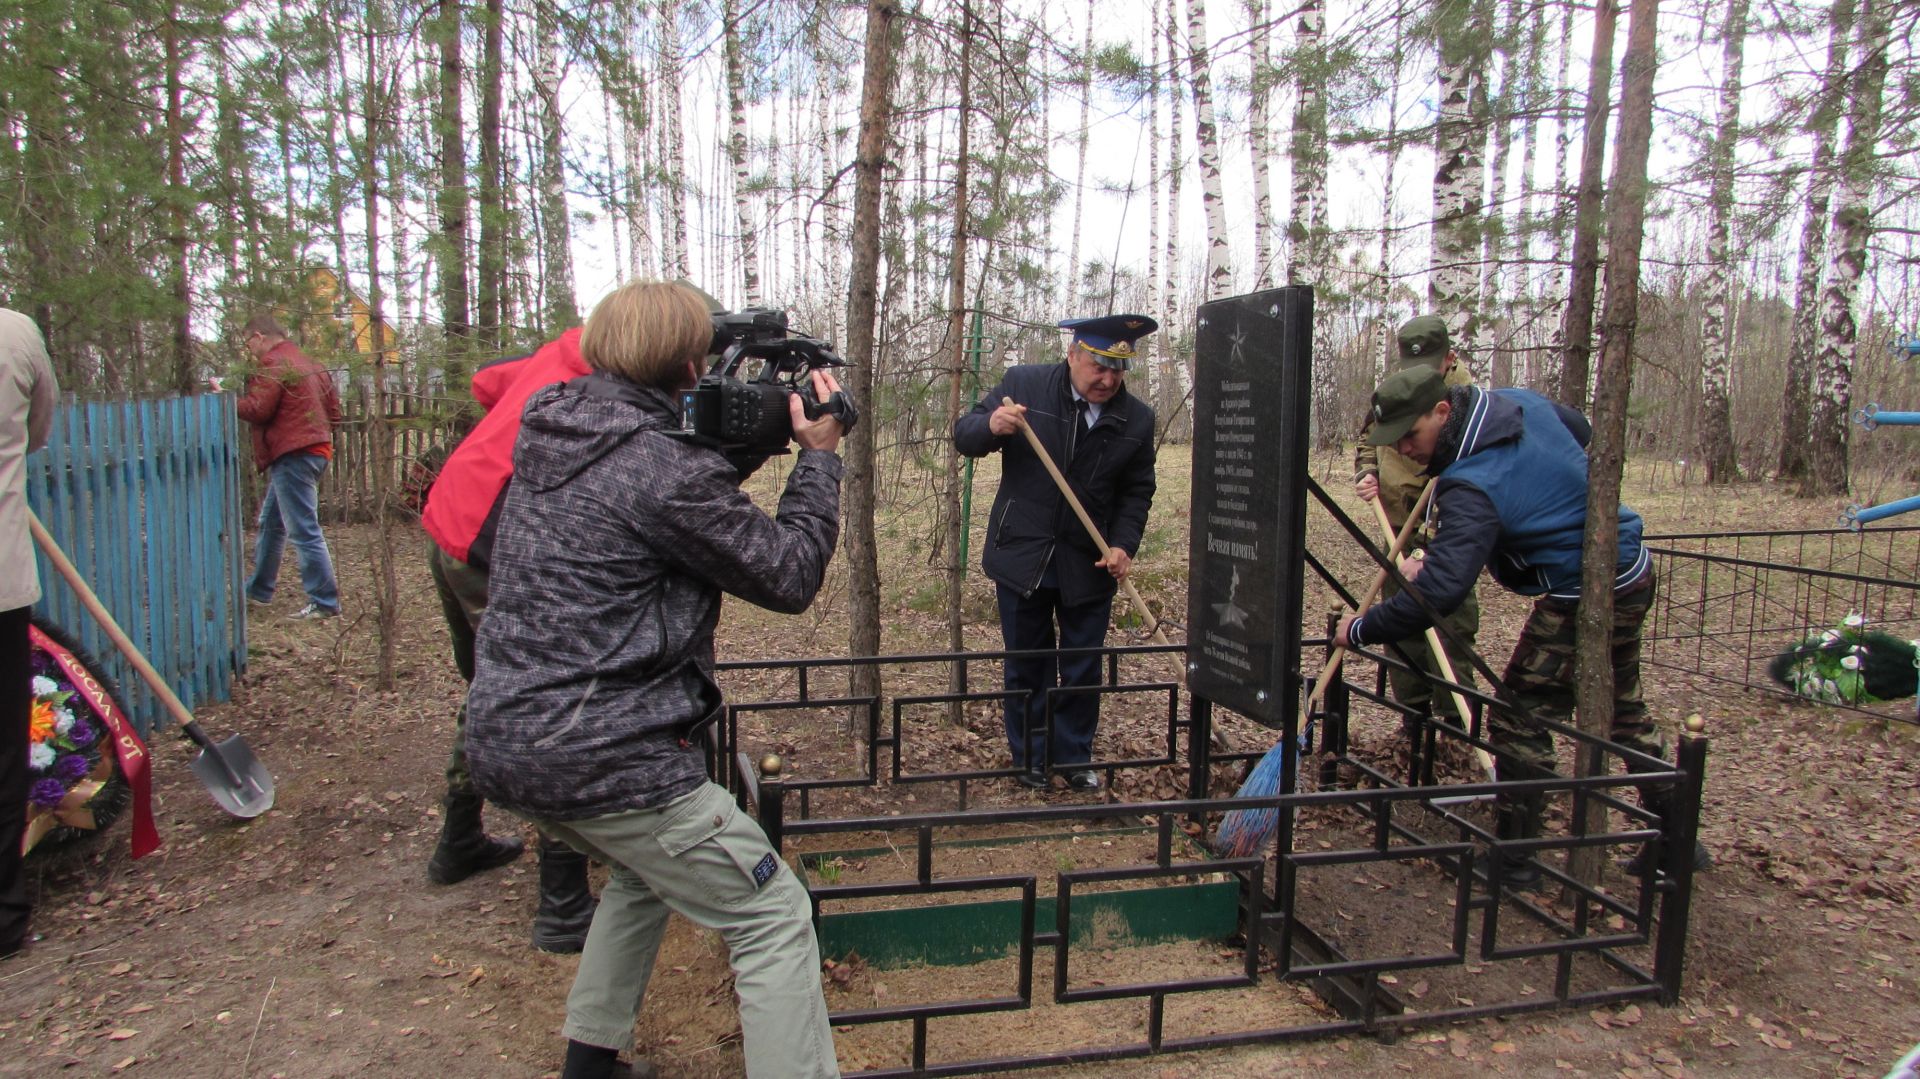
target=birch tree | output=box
[1779,0,1855,481]
[1807,0,1892,497]
[1287,0,1333,436]
[534,0,578,329]
[1185,0,1233,300]
[657,0,690,280]
[1698,0,1749,483]
[723,0,761,305]
[1247,0,1275,289]
[1428,0,1489,373]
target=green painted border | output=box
[817,880,1243,969]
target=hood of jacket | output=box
[1432,385,1522,472]
[513,374,680,493]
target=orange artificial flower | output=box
[28,698,58,744]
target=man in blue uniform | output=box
[954,315,1159,791]
[1335,366,1708,884]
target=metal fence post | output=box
[1655,715,1710,1005]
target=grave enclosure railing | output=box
[708,640,1708,1078]
[1643,526,1920,724]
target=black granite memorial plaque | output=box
[1185,286,1313,729]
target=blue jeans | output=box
[246,452,339,612]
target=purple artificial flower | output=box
[55,753,92,784]
[29,778,69,808]
[66,719,97,749]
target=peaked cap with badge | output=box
[1396,314,1453,370]
[1366,365,1450,446]
[1059,314,1159,372]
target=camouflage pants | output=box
[1491,573,1665,774]
[1381,575,1480,721]
[428,542,489,800]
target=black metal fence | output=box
[1644,526,1920,723]
[710,639,1707,1078]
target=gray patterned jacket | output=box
[465,374,842,821]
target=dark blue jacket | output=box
[954,363,1157,603]
[1350,387,1649,648]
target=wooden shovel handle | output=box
[1364,495,1498,777]
[1002,397,1167,646]
[28,508,199,733]
[1307,481,1434,709]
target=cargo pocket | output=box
[654,783,783,911]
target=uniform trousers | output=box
[996,565,1113,770]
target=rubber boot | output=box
[532,836,597,954]
[1490,760,1548,890]
[1621,782,1714,877]
[1492,796,1544,889]
[427,789,526,885]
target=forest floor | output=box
[2,451,1917,1078]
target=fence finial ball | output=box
[1684,713,1706,735]
[759,753,784,778]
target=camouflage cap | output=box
[1365,366,1449,446]
[1396,315,1452,369]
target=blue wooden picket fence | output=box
[25,394,248,738]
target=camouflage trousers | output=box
[1381,576,1481,721]
[427,542,489,800]
[1491,572,1666,774]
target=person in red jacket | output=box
[237,316,343,619]
[419,330,598,952]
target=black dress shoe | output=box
[1067,770,1101,791]
[1014,770,1050,790]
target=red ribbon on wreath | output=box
[29,626,161,859]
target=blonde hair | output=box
[579,281,713,388]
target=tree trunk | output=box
[845,0,898,698]
[942,1,974,706]
[1556,0,1618,410]
[1146,0,1164,403]
[1162,0,1192,434]
[1375,4,1404,379]
[1569,0,1657,889]
[435,0,471,363]
[1247,0,1275,289]
[1543,0,1576,369]
[1779,0,1855,482]
[164,1,194,393]
[476,0,505,349]
[1428,0,1489,377]
[723,0,761,305]
[1806,0,1890,498]
[363,15,398,690]
[1510,0,1545,386]
[1184,0,1233,301]
[1288,0,1333,441]
[658,0,690,281]
[1698,0,1749,483]
[1066,0,1093,303]
[532,4,577,331]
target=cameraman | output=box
[465,281,846,1079]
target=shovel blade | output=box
[189,735,276,818]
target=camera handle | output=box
[802,388,860,433]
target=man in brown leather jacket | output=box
[236,315,343,619]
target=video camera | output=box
[675,307,859,456]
